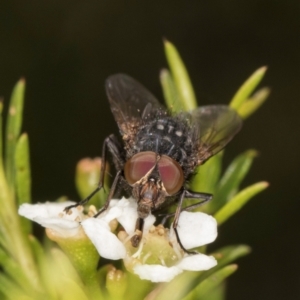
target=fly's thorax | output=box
[128,116,199,177]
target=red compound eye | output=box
[124,151,156,185]
[158,155,184,195]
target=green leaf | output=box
[0,100,3,167]
[211,244,251,270]
[15,133,32,234]
[210,150,258,213]
[197,283,225,300]
[5,78,25,192]
[15,133,31,204]
[0,274,25,299]
[230,67,267,111]
[150,246,249,300]
[195,244,250,285]
[28,234,48,275]
[237,87,270,119]
[125,271,153,300]
[28,235,49,287]
[29,237,56,299]
[0,248,37,297]
[0,99,11,212]
[50,234,99,287]
[150,272,200,300]
[164,40,197,110]
[189,152,223,194]
[214,181,269,225]
[160,69,182,113]
[58,278,89,300]
[183,265,237,300]
[50,248,83,284]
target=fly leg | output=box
[64,134,124,213]
[166,190,212,254]
[93,169,122,217]
[131,218,145,247]
[160,191,212,225]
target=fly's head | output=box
[124,151,185,217]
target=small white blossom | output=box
[81,198,154,260]
[82,198,218,282]
[134,264,183,282]
[171,211,218,249]
[19,198,218,282]
[18,201,85,237]
[131,211,217,282]
[133,253,217,282]
[82,218,126,260]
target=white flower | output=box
[19,198,218,282]
[131,211,217,282]
[133,254,216,282]
[81,198,156,260]
[81,197,218,282]
[18,201,85,237]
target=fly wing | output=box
[105,74,166,135]
[191,105,243,163]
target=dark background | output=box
[1,1,299,299]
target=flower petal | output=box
[19,201,78,219]
[113,198,156,235]
[176,253,217,271]
[115,198,138,234]
[173,211,217,249]
[133,264,183,282]
[81,218,126,260]
[99,205,123,223]
[18,202,83,236]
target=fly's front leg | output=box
[171,190,212,255]
[160,191,212,225]
[64,134,123,214]
[131,218,144,247]
[93,170,122,217]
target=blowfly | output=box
[65,74,242,253]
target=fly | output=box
[64,74,242,253]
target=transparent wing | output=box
[105,74,166,135]
[191,105,243,163]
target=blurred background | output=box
[0,1,299,299]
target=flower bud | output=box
[106,266,127,300]
[75,157,109,208]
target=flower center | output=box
[118,224,184,272]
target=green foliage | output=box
[163,40,197,111]
[15,133,32,234]
[214,181,269,225]
[0,41,269,299]
[229,66,268,114]
[160,69,182,114]
[207,150,258,213]
[5,79,25,193]
[183,265,238,300]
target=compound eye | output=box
[124,151,156,185]
[158,155,184,195]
